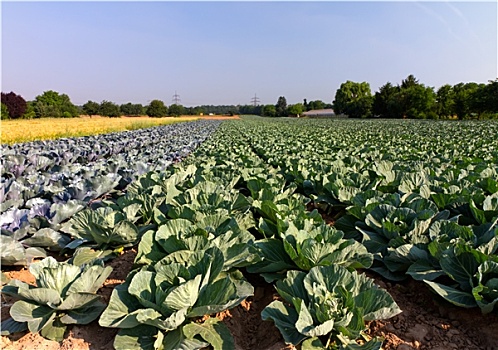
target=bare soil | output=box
[365,273,498,350]
[2,247,497,350]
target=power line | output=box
[172,91,181,104]
[250,93,260,106]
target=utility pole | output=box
[172,91,181,104]
[250,93,260,106]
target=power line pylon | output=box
[172,91,181,104]
[251,93,260,106]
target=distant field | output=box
[0,115,237,144]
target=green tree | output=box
[82,101,100,116]
[452,80,498,119]
[99,100,121,118]
[262,104,276,117]
[333,81,373,118]
[193,107,205,115]
[146,100,168,117]
[436,84,455,118]
[23,101,36,119]
[120,103,144,116]
[401,74,419,89]
[35,104,61,118]
[34,90,79,118]
[452,82,480,119]
[373,82,400,118]
[275,96,288,117]
[374,76,436,119]
[469,83,489,118]
[1,102,9,120]
[403,84,437,119]
[239,105,259,115]
[168,104,185,117]
[483,79,498,115]
[287,103,304,117]
[308,100,326,110]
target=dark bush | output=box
[1,92,27,119]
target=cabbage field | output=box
[1,117,498,349]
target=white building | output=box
[301,109,339,118]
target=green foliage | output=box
[188,105,238,115]
[82,100,100,116]
[61,206,141,251]
[483,79,498,114]
[169,104,185,117]
[262,104,276,118]
[23,101,36,119]
[99,247,251,350]
[192,106,205,115]
[34,90,79,118]
[239,105,263,115]
[0,257,112,341]
[276,96,288,117]
[262,265,401,348]
[34,104,61,118]
[99,100,121,118]
[288,103,304,117]
[373,82,404,118]
[120,103,145,116]
[146,100,168,117]
[354,193,448,281]
[1,236,47,266]
[423,220,498,312]
[452,82,480,119]
[372,76,441,119]
[333,81,373,118]
[304,99,328,111]
[135,215,260,270]
[3,114,498,350]
[403,84,437,119]
[1,102,9,120]
[436,84,455,118]
[213,118,498,311]
[283,222,373,271]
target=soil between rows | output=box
[2,245,497,350]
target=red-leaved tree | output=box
[1,91,27,119]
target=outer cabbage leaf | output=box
[100,247,252,350]
[61,207,140,250]
[262,266,401,346]
[2,257,111,341]
[282,222,373,272]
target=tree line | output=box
[0,90,329,120]
[333,75,498,119]
[2,76,496,120]
[0,91,195,120]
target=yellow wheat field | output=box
[0,116,199,145]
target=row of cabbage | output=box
[237,117,498,313]
[2,120,402,349]
[0,120,222,266]
[3,117,496,348]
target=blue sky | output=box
[2,1,497,106]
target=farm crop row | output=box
[1,120,222,265]
[1,117,497,349]
[2,118,404,349]
[235,118,498,312]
